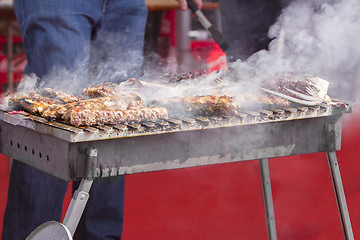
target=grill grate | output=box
[0,99,352,143]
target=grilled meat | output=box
[160,72,202,83]
[5,86,162,126]
[41,102,74,119]
[65,107,168,126]
[82,82,119,98]
[235,93,291,109]
[43,88,79,103]
[6,91,62,115]
[4,72,330,127]
[42,95,146,120]
[150,95,239,117]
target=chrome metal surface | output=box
[0,99,351,143]
[0,112,346,181]
[25,221,72,240]
[63,178,93,236]
[0,100,354,240]
[0,100,351,181]
[327,151,354,240]
[260,158,277,240]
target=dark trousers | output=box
[220,0,285,61]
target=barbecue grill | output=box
[0,99,355,240]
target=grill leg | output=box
[62,178,93,236]
[62,147,98,236]
[260,158,277,240]
[326,151,354,240]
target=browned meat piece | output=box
[235,93,290,109]
[256,94,291,108]
[65,107,168,126]
[122,93,146,109]
[5,86,148,124]
[19,98,58,115]
[71,97,119,110]
[6,91,62,115]
[6,89,78,115]
[42,94,146,120]
[43,88,79,103]
[216,96,240,116]
[160,72,202,83]
[82,82,119,98]
[41,103,74,119]
[75,95,145,110]
[150,95,239,117]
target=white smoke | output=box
[235,0,360,101]
[143,0,360,102]
[10,0,360,103]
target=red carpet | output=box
[0,108,359,239]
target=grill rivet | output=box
[80,194,85,200]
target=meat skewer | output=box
[65,107,168,126]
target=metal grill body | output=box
[0,114,342,181]
[0,103,346,181]
[0,101,354,240]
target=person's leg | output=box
[89,0,148,84]
[73,1,147,239]
[14,0,103,92]
[2,1,101,239]
[2,161,68,240]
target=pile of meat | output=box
[4,73,330,127]
[5,83,168,126]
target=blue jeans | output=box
[14,0,148,90]
[2,0,148,239]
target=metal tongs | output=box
[186,0,229,52]
[261,76,331,106]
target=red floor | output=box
[1,107,359,239]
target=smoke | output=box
[11,0,360,103]
[140,0,360,102]
[11,31,145,96]
[231,0,360,101]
